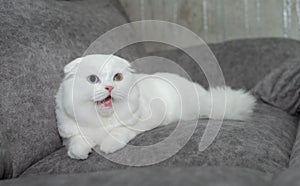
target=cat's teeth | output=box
[96,96,113,108]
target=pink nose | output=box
[105,86,114,92]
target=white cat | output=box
[55,54,256,159]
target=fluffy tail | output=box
[204,87,256,121]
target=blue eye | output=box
[87,75,100,84]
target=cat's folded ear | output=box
[121,60,135,73]
[111,55,135,73]
[127,64,136,73]
[63,57,82,78]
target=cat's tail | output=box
[203,87,256,121]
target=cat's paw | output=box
[100,137,127,154]
[67,144,91,160]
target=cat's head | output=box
[64,54,137,117]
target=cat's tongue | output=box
[101,96,112,108]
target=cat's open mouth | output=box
[96,95,113,109]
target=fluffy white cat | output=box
[55,54,256,159]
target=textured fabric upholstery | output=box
[288,119,300,168]
[21,102,297,176]
[0,132,12,179]
[0,0,145,177]
[3,167,272,186]
[273,167,300,186]
[149,38,300,90]
[253,58,300,116]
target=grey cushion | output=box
[273,167,300,186]
[0,132,12,179]
[4,167,271,186]
[253,58,300,116]
[0,0,144,178]
[21,102,297,176]
[149,38,300,90]
[288,119,300,167]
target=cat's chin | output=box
[97,108,114,117]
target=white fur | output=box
[55,54,256,159]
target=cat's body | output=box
[56,54,256,159]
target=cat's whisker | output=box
[112,91,126,99]
[94,90,106,95]
[93,93,110,101]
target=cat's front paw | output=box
[100,137,127,154]
[67,144,91,160]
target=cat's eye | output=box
[113,73,123,81]
[87,75,100,84]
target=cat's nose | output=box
[105,86,114,92]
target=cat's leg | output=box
[66,135,95,160]
[100,126,137,154]
[57,120,79,139]
[57,112,95,159]
[56,100,80,139]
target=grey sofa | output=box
[1,0,300,185]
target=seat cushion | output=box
[5,167,271,186]
[149,38,300,90]
[21,102,297,176]
[0,0,145,178]
[273,167,300,186]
